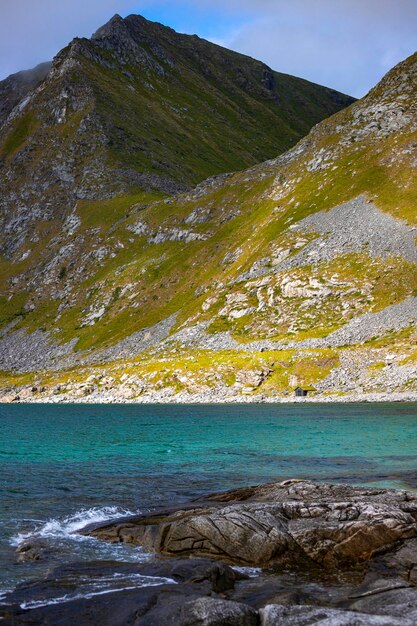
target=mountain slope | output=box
[1,48,416,401]
[0,13,353,261]
[0,62,51,129]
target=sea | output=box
[1,402,417,600]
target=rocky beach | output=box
[2,479,417,624]
[3,388,417,404]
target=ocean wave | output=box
[0,589,13,602]
[10,506,135,547]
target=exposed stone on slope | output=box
[326,296,417,347]
[285,195,417,267]
[86,313,177,363]
[0,328,77,373]
[240,196,417,283]
[0,315,177,373]
[0,62,51,128]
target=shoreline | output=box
[3,479,417,625]
[2,390,417,404]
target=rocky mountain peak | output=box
[352,52,417,138]
[304,51,417,154]
[91,13,132,42]
[88,13,169,73]
[91,13,168,49]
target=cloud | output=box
[200,0,417,96]
[0,0,143,79]
[0,0,415,96]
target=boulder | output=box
[15,538,64,563]
[86,480,417,569]
[140,597,258,626]
[345,574,417,619]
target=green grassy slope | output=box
[0,13,354,285]
[0,49,416,398]
[0,14,354,192]
[85,13,354,187]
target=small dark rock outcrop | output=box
[0,558,250,625]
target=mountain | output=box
[0,62,51,128]
[1,37,416,401]
[0,13,353,261]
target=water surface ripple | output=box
[1,402,416,593]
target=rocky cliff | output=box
[0,26,416,401]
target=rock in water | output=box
[4,481,417,625]
[86,479,417,568]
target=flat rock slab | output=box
[86,480,417,569]
[6,480,417,625]
[0,558,247,625]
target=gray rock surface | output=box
[0,328,77,373]
[85,313,177,364]
[0,61,51,128]
[0,315,177,373]
[87,480,417,568]
[240,196,417,283]
[176,597,258,625]
[326,296,417,347]
[272,295,417,351]
[286,195,417,267]
[0,558,253,626]
[260,604,412,625]
[5,482,417,625]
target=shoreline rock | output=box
[3,390,417,404]
[84,480,417,568]
[3,480,417,625]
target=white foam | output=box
[232,566,262,577]
[0,589,13,602]
[19,575,177,609]
[10,506,135,547]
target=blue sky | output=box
[0,1,416,97]
[137,2,251,40]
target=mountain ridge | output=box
[0,23,416,401]
[0,13,354,264]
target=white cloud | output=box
[201,0,417,96]
[0,0,143,78]
[0,0,415,96]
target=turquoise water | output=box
[1,402,417,593]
